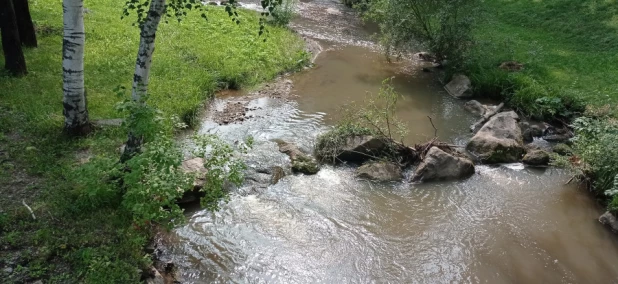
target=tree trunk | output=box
[13,0,37,47]
[121,0,166,161]
[62,0,91,135]
[0,0,28,76]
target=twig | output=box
[565,175,576,185]
[22,200,36,220]
[427,116,438,137]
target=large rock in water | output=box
[466,111,525,163]
[600,211,618,232]
[445,74,472,99]
[412,147,475,182]
[277,141,320,175]
[335,135,388,164]
[522,150,550,166]
[356,161,403,182]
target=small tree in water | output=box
[366,0,478,69]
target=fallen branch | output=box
[427,116,438,137]
[470,102,504,133]
[22,200,36,220]
[565,175,576,185]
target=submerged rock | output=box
[466,111,525,163]
[445,74,472,99]
[463,100,487,116]
[413,147,475,182]
[522,125,544,143]
[270,166,286,185]
[599,211,618,232]
[522,150,550,166]
[356,161,402,182]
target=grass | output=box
[467,0,618,119]
[0,0,307,282]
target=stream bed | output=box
[160,1,618,283]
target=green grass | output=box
[468,0,618,118]
[0,0,306,282]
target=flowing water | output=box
[162,1,618,283]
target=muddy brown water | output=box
[162,1,618,283]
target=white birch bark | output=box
[131,0,166,102]
[62,0,89,134]
[122,0,166,161]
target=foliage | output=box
[268,0,296,27]
[315,78,407,163]
[571,117,618,211]
[192,134,248,211]
[366,0,478,70]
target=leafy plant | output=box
[269,0,296,27]
[366,0,479,70]
[315,78,408,163]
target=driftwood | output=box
[470,102,504,133]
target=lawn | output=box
[468,0,618,118]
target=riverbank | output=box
[465,0,618,215]
[0,0,307,282]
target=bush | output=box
[571,117,618,211]
[366,0,478,70]
[314,79,407,163]
[269,0,296,27]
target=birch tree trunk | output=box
[62,0,91,135]
[0,0,28,76]
[121,0,166,161]
[13,0,38,47]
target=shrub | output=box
[571,117,618,212]
[366,0,479,70]
[269,0,296,27]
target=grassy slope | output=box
[469,0,618,117]
[0,0,305,283]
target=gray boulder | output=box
[464,100,486,116]
[600,211,618,232]
[445,74,472,99]
[413,147,475,182]
[522,150,550,166]
[466,111,525,163]
[356,161,402,182]
[277,141,320,175]
[552,143,572,156]
[181,158,207,189]
[523,125,544,143]
[336,135,388,164]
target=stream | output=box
[160,1,618,282]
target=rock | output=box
[445,74,472,99]
[270,166,285,185]
[291,156,319,175]
[543,133,572,143]
[326,7,342,15]
[600,211,618,232]
[523,125,544,143]
[415,52,435,61]
[93,118,123,127]
[277,141,319,175]
[552,143,572,156]
[522,150,550,166]
[336,135,388,164]
[466,111,525,163]
[146,267,165,284]
[356,161,402,182]
[181,158,207,189]
[3,267,12,274]
[464,100,487,116]
[499,61,524,71]
[413,147,475,182]
[206,1,218,5]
